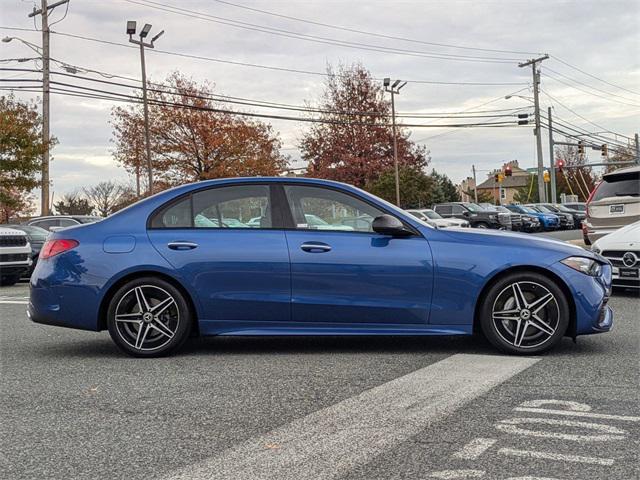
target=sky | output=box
[1,0,639,213]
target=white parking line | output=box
[164,354,539,480]
[498,447,615,466]
[0,300,28,305]
[514,407,640,422]
[453,438,498,460]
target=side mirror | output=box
[462,211,470,217]
[372,214,413,237]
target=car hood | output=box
[430,226,596,259]
[592,221,640,250]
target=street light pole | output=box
[548,106,557,203]
[127,21,164,195]
[383,78,407,206]
[519,55,549,203]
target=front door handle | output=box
[167,241,198,251]
[300,242,331,253]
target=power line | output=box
[211,0,543,56]
[1,75,527,128]
[0,26,528,86]
[550,55,640,97]
[2,66,531,119]
[124,0,523,64]
[543,71,640,108]
[545,66,640,104]
[541,88,634,140]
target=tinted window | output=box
[58,218,79,227]
[30,219,59,230]
[593,172,639,201]
[435,205,452,215]
[284,185,385,233]
[451,205,464,214]
[192,185,270,228]
[150,185,272,229]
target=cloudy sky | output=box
[2,0,638,212]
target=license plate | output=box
[609,204,625,214]
[619,268,639,278]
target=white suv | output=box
[0,227,32,286]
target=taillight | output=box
[40,239,79,259]
[586,181,600,216]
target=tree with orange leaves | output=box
[300,63,429,189]
[111,73,288,190]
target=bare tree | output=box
[83,181,127,217]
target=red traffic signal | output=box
[504,166,512,177]
[557,159,565,172]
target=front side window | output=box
[451,205,464,215]
[284,185,385,233]
[149,185,271,229]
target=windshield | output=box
[592,172,640,200]
[494,206,510,213]
[77,216,102,224]
[422,210,442,219]
[535,205,553,213]
[465,203,485,212]
[522,207,538,214]
[555,204,575,212]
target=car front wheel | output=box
[107,277,192,357]
[480,272,569,355]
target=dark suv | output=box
[433,202,504,229]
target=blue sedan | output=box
[29,177,613,357]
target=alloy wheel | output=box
[114,285,180,351]
[491,281,560,349]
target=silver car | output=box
[583,166,640,245]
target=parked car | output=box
[25,215,102,232]
[432,202,505,229]
[0,226,32,286]
[551,204,586,229]
[505,205,558,231]
[563,202,586,213]
[4,224,49,277]
[29,177,613,357]
[406,209,470,228]
[532,204,579,230]
[479,204,522,231]
[527,204,572,230]
[591,221,640,290]
[583,166,640,245]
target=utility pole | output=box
[27,0,69,215]
[519,54,549,203]
[127,21,164,195]
[383,78,407,206]
[635,133,639,165]
[472,165,478,202]
[547,106,557,203]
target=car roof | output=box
[603,165,640,179]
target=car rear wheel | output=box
[107,277,192,357]
[480,272,569,355]
[475,222,490,229]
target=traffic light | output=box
[498,173,504,183]
[494,173,500,182]
[557,159,565,172]
[517,113,529,125]
[504,166,512,177]
[543,170,550,183]
[578,141,584,155]
[601,144,608,156]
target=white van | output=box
[0,227,32,286]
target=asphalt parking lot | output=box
[1,238,638,480]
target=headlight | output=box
[522,215,531,221]
[591,242,601,255]
[489,214,497,220]
[561,256,602,276]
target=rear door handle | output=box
[167,241,198,250]
[300,242,331,253]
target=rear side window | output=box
[435,205,452,215]
[592,172,640,201]
[30,219,59,230]
[149,185,272,229]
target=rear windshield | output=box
[593,172,640,201]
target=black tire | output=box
[107,277,192,357]
[479,271,570,355]
[0,275,20,286]
[474,222,490,229]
